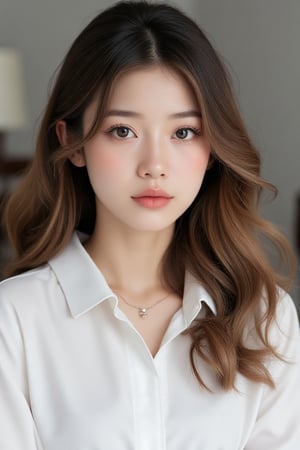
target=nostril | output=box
[138,166,167,178]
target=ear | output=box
[206,154,215,170]
[55,120,86,168]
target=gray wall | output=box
[190,0,300,303]
[1,0,299,302]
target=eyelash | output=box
[104,124,202,140]
[175,126,202,139]
[105,124,136,139]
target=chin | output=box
[127,220,175,234]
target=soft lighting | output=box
[0,47,28,131]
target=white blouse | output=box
[0,233,299,450]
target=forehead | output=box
[83,64,200,129]
[107,64,198,110]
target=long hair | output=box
[3,0,294,390]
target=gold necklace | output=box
[116,292,169,319]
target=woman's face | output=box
[78,65,211,234]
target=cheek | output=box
[177,149,210,201]
[180,152,210,178]
[98,153,122,171]
[195,142,211,171]
[86,147,125,177]
[177,139,211,172]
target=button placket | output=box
[125,328,166,450]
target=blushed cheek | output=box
[181,154,210,199]
[181,153,210,177]
[87,151,125,178]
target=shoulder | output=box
[272,288,299,335]
[0,265,56,312]
[257,287,299,335]
[244,288,299,359]
[0,265,52,292]
[256,288,300,368]
[244,290,300,448]
[0,264,68,343]
[271,288,300,350]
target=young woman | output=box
[0,1,299,449]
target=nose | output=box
[137,138,168,179]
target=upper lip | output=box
[132,188,173,198]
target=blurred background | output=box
[0,0,299,309]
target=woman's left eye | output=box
[173,127,201,140]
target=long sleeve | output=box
[0,288,43,450]
[245,292,300,449]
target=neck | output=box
[85,223,174,296]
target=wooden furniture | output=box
[0,148,31,278]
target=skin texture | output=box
[57,65,211,354]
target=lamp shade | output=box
[0,48,28,130]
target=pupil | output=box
[118,127,128,137]
[177,129,187,138]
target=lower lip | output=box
[132,196,172,208]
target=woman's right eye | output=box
[107,126,135,139]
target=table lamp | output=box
[0,47,28,160]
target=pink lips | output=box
[132,189,173,209]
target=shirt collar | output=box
[182,271,217,324]
[49,233,116,318]
[49,233,217,320]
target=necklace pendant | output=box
[139,307,148,319]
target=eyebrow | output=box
[104,109,201,119]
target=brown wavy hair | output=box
[2,0,295,390]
